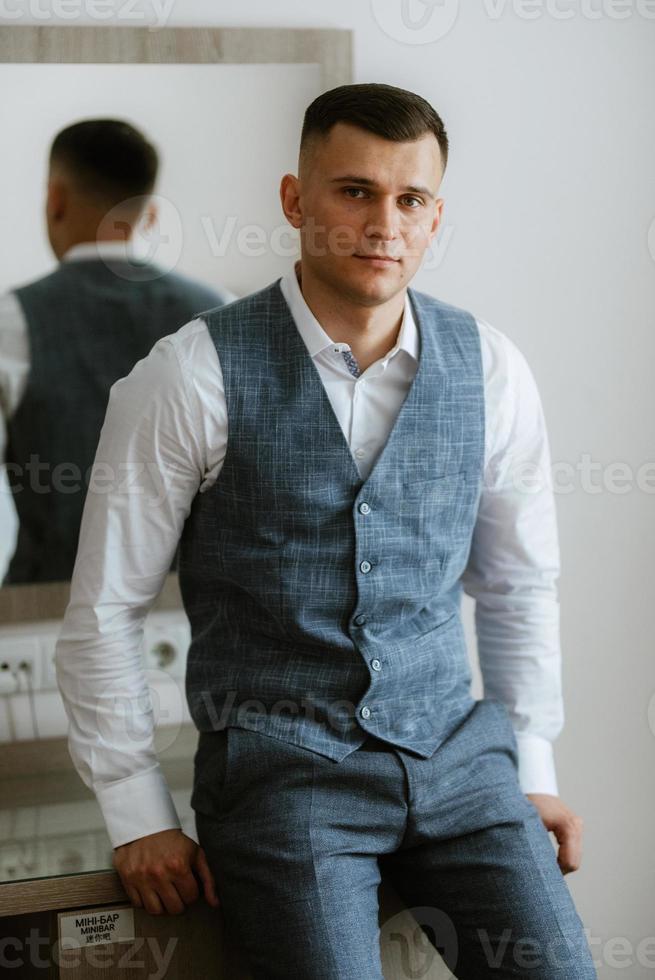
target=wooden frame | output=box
[0,25,353,90]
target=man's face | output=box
[287,121,444,307]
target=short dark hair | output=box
[50,119,158,208]
[300,82,449,173]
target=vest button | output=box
[358,501,371,515]
[360,706,371,719]
[354,614,367,627]
[371,659,381,671]
[359,560,372,574]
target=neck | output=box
[296,260,406,371]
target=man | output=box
[0,118,234,584]
[55,86,597,978]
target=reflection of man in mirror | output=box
[55,88,597,978]
[0,119,235,584]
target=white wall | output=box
[1,1,653,973]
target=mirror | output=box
[0,26,352,890]
[0,27,352,590]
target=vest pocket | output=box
[398,469,466,512]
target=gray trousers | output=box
[192,698,597,979]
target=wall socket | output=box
[0,637,41,694]
[143,612,191,680]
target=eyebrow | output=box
[329,175,435,200]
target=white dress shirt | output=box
[53,264,562,848]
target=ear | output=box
[279,173,303,229]
[141,199,158,232]
[426,197,444,245]
[46,178,66,222]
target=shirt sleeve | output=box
[461,319,563,797]
[54,318,220,848]
[0,290,30,457]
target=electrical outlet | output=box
[38,627,61,691]
[0,637,42,693]
[143,611,191,680]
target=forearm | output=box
[54,330,208,847]
[473,586,563,796]
[56,570,182,847]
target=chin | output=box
[347,271,404,305]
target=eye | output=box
[401,196,423,208]
[343,187,368,199]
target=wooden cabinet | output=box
[0,872,453,978]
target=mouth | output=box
[352,254,400,267]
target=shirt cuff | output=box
[95,765,182,849]
[514,733,559,797]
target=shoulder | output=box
[410,287,534,390]
[473,315,540,404]
[11,267,63,300]
[410,290,543,419]
[196,279,286,341]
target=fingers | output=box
[554,814,584,874]
[152,881,187,916]
[195,847,220,907]
[123,883,143,909]
[125,874,189,916]
[138,861,195,915]
[172,869,201,907]
[112,832,217,917]
[140,888,165,916]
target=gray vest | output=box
[4,258,231,584]
[179,279,486,761]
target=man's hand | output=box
[526,793,585,875]
[113,829,220,915]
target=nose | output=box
[364,196,399,243]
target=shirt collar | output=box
[279,261,419,365]
[61,240,152,264]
